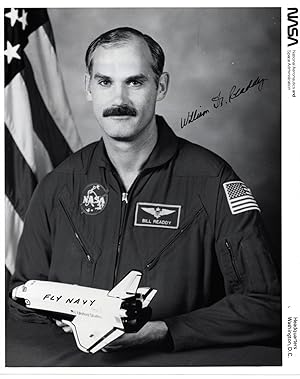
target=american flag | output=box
[223,181,260,215]
[4,8,82,274]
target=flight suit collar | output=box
[95,115,179,171]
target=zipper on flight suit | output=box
[225,239,242,283]
[145,208,204,271]
[59,199,93,263]
[112,170,148,286]
[113,192,129,285]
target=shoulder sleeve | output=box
[214,163,279,295]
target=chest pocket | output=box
[51,186,102,286]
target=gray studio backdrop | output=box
[48,8,281,269]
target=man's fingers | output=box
[62,325,72,333]
[102,335,127,351]
[101,344,124,352]
[54,319,72,333]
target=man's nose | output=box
[112,84,128,106]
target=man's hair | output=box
[85,27,165,86]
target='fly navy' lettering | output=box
[42,294,96,306]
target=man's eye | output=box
[98,80,111,87]
[128,80,142,87]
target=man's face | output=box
[85,37,168,142]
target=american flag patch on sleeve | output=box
[223,181,261,215]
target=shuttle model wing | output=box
[12,270,157,354]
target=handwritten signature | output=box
[211,76,267,109]
[180,107,209,129]
[180,75,267,128]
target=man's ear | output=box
[85,73,92,101]
[156,72,170,102]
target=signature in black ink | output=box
[180,75,267,128]
[180,106,210,129]
[211,76,267,109]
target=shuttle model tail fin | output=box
[108,270,142,299]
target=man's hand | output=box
[53,318,170,352]
[54,319,73,333]
[102,321,169,352]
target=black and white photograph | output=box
[2,2,300,376]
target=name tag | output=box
[134,202,181,229]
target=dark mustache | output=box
[103,105,137,117]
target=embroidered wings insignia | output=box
[141,207,176,219]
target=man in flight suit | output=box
[9,27,281,352]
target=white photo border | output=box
[1,0,299,376]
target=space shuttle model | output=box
[12,270,157,354]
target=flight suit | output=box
[9,115,281,351]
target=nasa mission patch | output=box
[80,183,108,216]
[134,202,181,229]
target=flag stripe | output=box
[232,206,261,215]
[41,19,56,51]
[25,25,81,152]
[232,203,260,211]
[21,52,73,166]
[231,196,255,203]
[5,195,24,274]
[5,72,53,180]
[231,199,258,208]
[5,125,38,220]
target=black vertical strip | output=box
[42,19,56,52]
[21,53,73,167]
[5,125,38,220]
